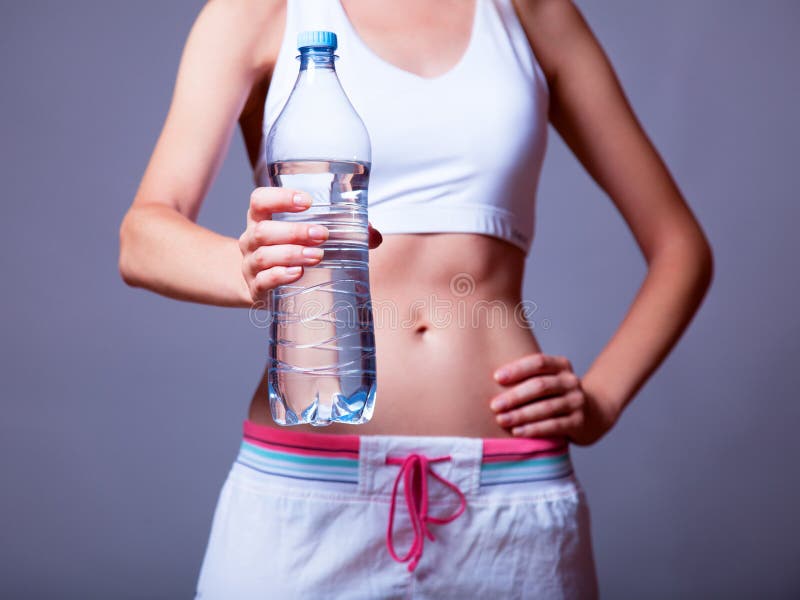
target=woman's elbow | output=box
[651,219,715,292]
[696,235,714,291]
[682,218,714,291]
[118,210,143,288]
[668,225,715,293]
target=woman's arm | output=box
[493,0,714,443]
[118,0,283,307]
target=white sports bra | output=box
[254,0,550,254]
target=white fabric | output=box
[194,434,599,599]
[254,0,550,254]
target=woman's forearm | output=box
[119,203,252,308]
[580,234,714,419]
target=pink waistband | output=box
[242,419,571,573]
[242,419,568,463]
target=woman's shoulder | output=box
[512,0,593,85]
[191,0,286,77]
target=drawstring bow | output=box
[385,452,467,572]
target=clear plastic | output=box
[264,42,377,426]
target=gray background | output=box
[1,1,798,598]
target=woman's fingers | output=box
[489,355,587,437]
[245,244,324,275]
[493,353,572,385]
[245,188,380,249]
[242,220,329,253]
[368,221,383,249]
[246,242,321,301]
[248,187,313,224]
[251,266,305,300]
[494,388,585,429]
[490,371,579,412]
[240,187,319,256]
[508,412,584,438]
[240,187,380,303]
[239,187,322,302]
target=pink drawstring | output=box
[385,453,467,572]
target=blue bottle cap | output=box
[297,30,338,51]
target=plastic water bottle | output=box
[264,30,376,426]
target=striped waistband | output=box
[238,420,573,486]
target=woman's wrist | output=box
[226,236,257,308]
[235,272,255,309]
[579,371,628,431]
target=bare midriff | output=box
[247,232,543,438]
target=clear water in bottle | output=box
[266,158,376,426]
[264,30,376,426]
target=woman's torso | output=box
[242,0,549,438]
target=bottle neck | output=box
[298,47,337,72]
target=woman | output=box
[119,0,713,597]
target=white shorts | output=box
[194,420,599,599]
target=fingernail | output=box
[293,194,311,207]
[285,266,302,275]
[308,226,328,241]
[494,369,510,382]
[302,247,324,259]
[511,427,523,436]
[496,414,510,426]
[490,399,505,411]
